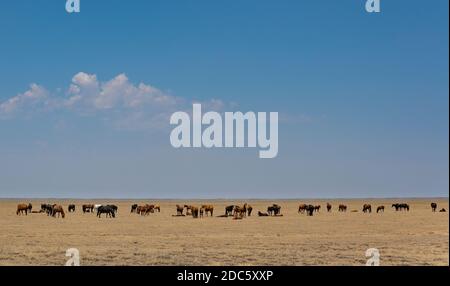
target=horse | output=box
[258,211,269,216]
[247,205,253,216]
[52,205,65,218]
[97,205,116,218]
[267,204,281,216]
[16,203,32,215]
[392,203,410,211]
[184,205,193,216]
[225,205,235,216]
[376,206,385,213]
[233,205,247,218]
[338,204,347,212]
[131,204,138,213]
[201,205,214,217]
[439,208,446,212]
[362,204,372,213]
[431,203,437,212]
[82,204,94,213]
[326,203,332,212]
[191,206,199,218]
[68,204,76,213]
[176,205,184,216]
[154,205,161,212]
[306,205,315,216]
[314,205,321,212]
[298,204,307,214]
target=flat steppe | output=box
[0,199,448,266]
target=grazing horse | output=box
[362,204,372,213]
[392,203,410,211]
[338,204,347,212]
[52,205,65,218]
[68,204,76,213]
[326,203,332,212]
[431,203,437,212]
[225,205,235,216]
[298,204,307,214]
[82,204,94,213]
[201,205,214,217]
[376,206,385,213]
[97,205,116,218]
[154,205,161,212]
[176,205,184,215]
[16,203,32,215]
[131,204,138,213]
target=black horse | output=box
[68,204,76,212]
[431,203,437,212]
[225,205,235,216]
[267,204,281,216]
[97,205,116,218]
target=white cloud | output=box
[0,72,233,130]
[0,84,48,115]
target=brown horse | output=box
[201,205,214,217]
[154,205,161,212]
[82,204,94,213]
[298,204,307,214]
[326,203,332,212]
[191,206,199,218]
[52,205,65,218]
[376,206,385,213]
[233,204,247,217]
[362,204,372,213]
[16,203,32,215]
[314,205,321,212]
[338,204,347,212]
[176,204,184,215]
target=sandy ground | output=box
[0,199,448,266]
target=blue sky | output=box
[0,0,448,198]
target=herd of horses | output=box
[15,201,446,219]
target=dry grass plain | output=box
[0,199,448,266]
